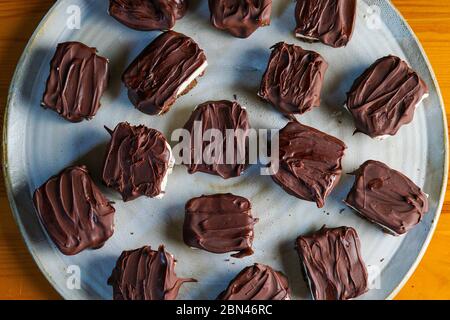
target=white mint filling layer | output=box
[155,142,175,199]
[157,61,208,116]
[345,202,401,236]
[295,33,319,42]
[302,262,316,300]
[176,61,208,97]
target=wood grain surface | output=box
[0,0,449,300]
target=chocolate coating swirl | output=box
[102,122,172,202]
[109,0,188,31]
[258,42,328,115]
[33,166,115,256]
[208,0,272,38]
[184,193,258,258]
[345,160,429,235]
[347,56,429,138]
[108,245,196,300]
[123,31,207,115]
[295,0,357,48]
[271,121,346,208]
[217,263,290,300]
[42,42,109,122]
[183,100,251,179]
[296,226,368,300]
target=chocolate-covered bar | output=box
[184,193,258,258]
[208,0,272,38]
[258,42,328,115]
[108,245,196,300]
[33,166,115,255]
[217,263,290,300]
[346,56,429,138]
[345,160,429,235]
[123,31,207,115]
[109,0,188,31]
[102,122,174,201]
[42,42,109,122]
[295,0,357,48]
[271,121,346,208]
[183,100,250,179]
[296,226,368,300]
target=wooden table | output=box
[0,0,449,300]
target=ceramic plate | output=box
[3,0,448,300]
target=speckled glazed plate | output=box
[3,0,448,300]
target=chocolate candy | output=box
[208,0,272,38]
[33,166,115,255]
[184,193,258,258]
[108,245,196,300]
[122,31,207,115]
[296,226,368,300]
[102,122,174,202]
[271,121,346,208]
[42,42,109,122]
[345,160,429,235]
[109,0,188,31]
[346,55,429,138]
[217,263,290,300]
[183,100,250,179]
[295,0,357,48]
[258,42,328,115]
